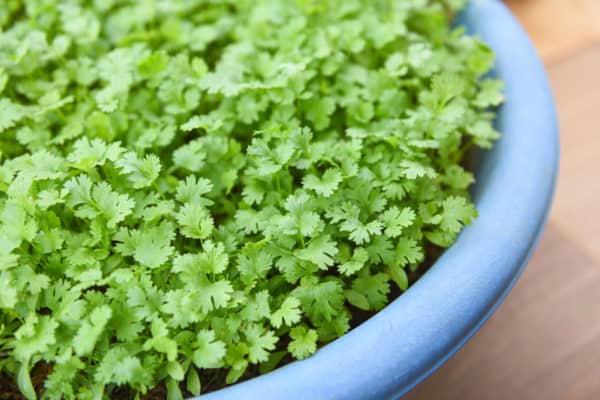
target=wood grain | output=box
[505,0,600,62]
[406,226,600,400]
[547,45,600,262]
[405,2,600,398]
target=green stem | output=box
[275,174,281,192]
[152,181,167,200]
[322,157,340,169]
[299,235,306,248]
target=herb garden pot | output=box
[201,1,559,399]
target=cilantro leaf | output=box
[175,175,214,206]
[116,152,162,189]
[114,221,175,268]
[244,325,278,363]
[176,203,214,240]
[302,168,343,197]
[73,305,112,356]
[14,315,58,363]
[295,234,338,270]
[340,218,383,245]
[338,247,369,276]
[351,273,390,311]
[270,296,302,328]
[193,330,226,368]
[474,79,505,108]
[288,326,318,360]
[0,99,25,133]
[440,196,478,233]
[379,206,416,238]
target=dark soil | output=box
[0,363,51,400]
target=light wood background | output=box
[407,1,600,399]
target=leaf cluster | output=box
[0,0,501,398]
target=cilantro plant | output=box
[0,0,503,398]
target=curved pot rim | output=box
[200,1,559,398]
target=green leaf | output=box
[344,289,370,311]
[259,351,287,374]
[236,244,274,286]
[138,51,169,78]
[400,160,437,180]
[14,315,58,362]
[288,326,318,360]
[270,296,302,328]
[114,221,176,268]
[175,175,214,206]
[339,218,382,245]
[0,99,25,133]
[173,140,207,172]
[440,196,477,233]
[44,357,84,399]
[90,182,135,228]
[474,79,505,108]
[1,203,38,247]
[95,348,147,386]
[351,273,390,310]
[293,277,345,322]
[379,206,415,238]
[279,192,323,237]
[174,243,229,279]
[338,247,369,276]
[303,97,336,130]
[395,238,424,268]
[385,53,408,77]
[247,139,296,177]
[0,274,18,309]
[167,378,184,400]
[193,330,226,368]
[302,168,343,197]
[241,290,271,322]
[468,41,495,77]
[166,361,184,381]
[176,203,214,239]
[469,119,501,148]
[387,264,409,291]
[200,279,233,312]
[67,138,123,170]
[186,367,201,396]
[116,152,162,188]
[431,72,465,106]
[73,305,112,356]
[244,325,278,363]
[146,336,178,363]
[295,234,338,270]
[65,175,135,228]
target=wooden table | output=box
[407,2,600,399]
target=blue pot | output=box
[200,1,559,398]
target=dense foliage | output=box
[0,0,503,398]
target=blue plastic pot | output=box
[200,1,559,398]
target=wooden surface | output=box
[505,0,600,62]
[407,2,600,399]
